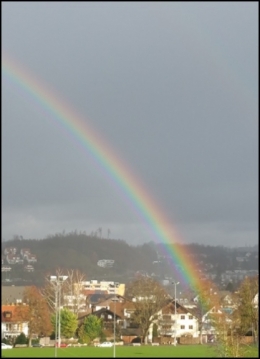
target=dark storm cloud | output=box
[2,2,258,246]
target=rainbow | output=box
[2,53,203,292]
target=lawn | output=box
[1,344,258,358]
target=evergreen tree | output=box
[51,308,78,339]
[78,315,102,344]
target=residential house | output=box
[78,295,139,343]
[148,300,199,344]
[6,254,20,265]
[4,247,17,256]
[79,307,122,333]
[201,305,225,342]
[85,293,110,309]
[218,290,238,311]
[20,249,31,258]
[1,304,29,341]
[25,255,37,263]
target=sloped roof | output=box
[2,304,29,322]
[161,300,190,315]
[95,296,134,314]
[78,307,122,323]
[1,286,28,304]
[86,293,107,303]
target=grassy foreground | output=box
[1,344,258,358]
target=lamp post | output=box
[112,283,119,358]
[50,275,68,356]
[172,281,179,346]
[55,286,58,357]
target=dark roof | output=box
[1,286,28,304]
[92,307,121,318]
[87,293,107,303]
[78,307,122,322]
[161,300,191,315]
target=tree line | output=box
[4,271,259,357]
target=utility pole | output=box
[172,281,179,346]
[112,283,120,358]
[50,275,68,356]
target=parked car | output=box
[98,341,113,347]
[55,343,68,348]
[2,343,13,349]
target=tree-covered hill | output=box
[2,233,258,287]
[2,232,159,284]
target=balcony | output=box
[158,319,175,325]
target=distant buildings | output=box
[97,259,115,268]
[80,280,125,296]
[221,269,258,284]
[1,247,37,275]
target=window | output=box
[6,323,12,331]
[3,311,12,318]
[189,315,193,320]
[189,325,193,329]
[180,325,185,329]
[180,315,185,320]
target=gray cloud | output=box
[2,2,258,246]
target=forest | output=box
[2,232,258,286]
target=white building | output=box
[147,300,199,343]
[1,305,29,341]
[63,293,87,313]
[81,280,125,296]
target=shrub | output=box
[15,332,28,345]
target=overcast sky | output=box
[2,2,258,247]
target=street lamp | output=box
[50,275,68,356]
[172,281,180,346]
[111,283,120,358]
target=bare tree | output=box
[41,268,86,316]
[237,276,258,341]
[40,268,65,312]
[212,277,258,357]
[193,279,220,344]
[63,269,86,316]
[213,297,245,357]
[126,277,170,344]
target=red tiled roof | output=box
[1,304,29,322]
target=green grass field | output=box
[1,344,259,358]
